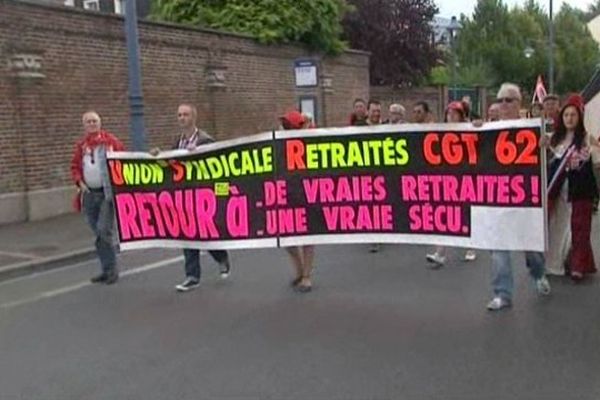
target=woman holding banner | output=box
[425,101,477,267]
[280,111,316,293]
[545,95,599,281]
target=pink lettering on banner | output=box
[175,190,197,239]
[134,193,156,237]
[458,176,476,202]
[195,189,219,239]
[441,176,459,202]
[408,204,464,233]
[144,193,166,237]
[497,176,510,204]
[302,178,320,204]
[483,176,497,203]
[264,180,288,206]
[227,195,249,237]
[336,179,353,202]
[158,192,181,237]
[115,193,141,240]
[266,208,308,235]
[321,179,335,203]
[304,176,388,204]
[372,176,387,201]
[511,175,526,204]
[530,176,540,204]
[322,205,393,232]
[400,176,418,201]
[429,176,443,202]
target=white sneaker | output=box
[426,252,446,267]
[535,276,551,296]
[464,250,477,261]
[486,297,512,311]
[175,278,200,292]
[219,260,231,279]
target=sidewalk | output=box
[0,213,95,281]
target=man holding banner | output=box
[150,104,232,292]
[486,83,551,311]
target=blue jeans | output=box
[83,190,117,275]
[183,249,228,281]
[491,250,545,301]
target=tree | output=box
[454,0,600,95]
[150,0,350,54]
[584,0,600,21]
[342,0,439,86]
[554,4,600,93]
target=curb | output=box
[0,247,96,282]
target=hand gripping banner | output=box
[107,120,546,252]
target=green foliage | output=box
[454,0,600,94]
[429,66,449,85]
[150,0,350,54]
[554,4,600,93]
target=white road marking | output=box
[0,256,183,310]
[0,250,40,260]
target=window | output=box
[64,0,75,6]
[83,0,100,11]
[114,0,125,15]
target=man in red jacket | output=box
[71,111,124,284]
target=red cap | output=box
[280,110,306,130]
[564,94,584,114]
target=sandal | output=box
[294,275,312,293]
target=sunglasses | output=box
[498,97,516,104]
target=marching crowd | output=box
[70,81,600,311]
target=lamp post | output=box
[548,0,555,93]
[124,0,147,151]
[448,16,461,102]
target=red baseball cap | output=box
[280,110,306,130]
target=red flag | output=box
[532,75,547,104]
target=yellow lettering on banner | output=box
[207,158,224,179]
[306,144,319,169]
[123,163,135,185]
[396,139,409,165]
[121,162,164,185]
[383,138,396,165]
[370,141,383,165]
[262,147,273,173]
[347,142,364,167]
[241,151,254,175]
[229,152,241,176]
[331,143,346,168]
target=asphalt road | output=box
[0,244,599,400]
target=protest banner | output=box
[107,119,546,251]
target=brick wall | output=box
[0,0,369,223]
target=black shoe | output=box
[91,274,108,284]
[104,273,119,285]
[175,278,200,292]
[295,284,312,293]
[219,260,231,279]
[290,277,302,287]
